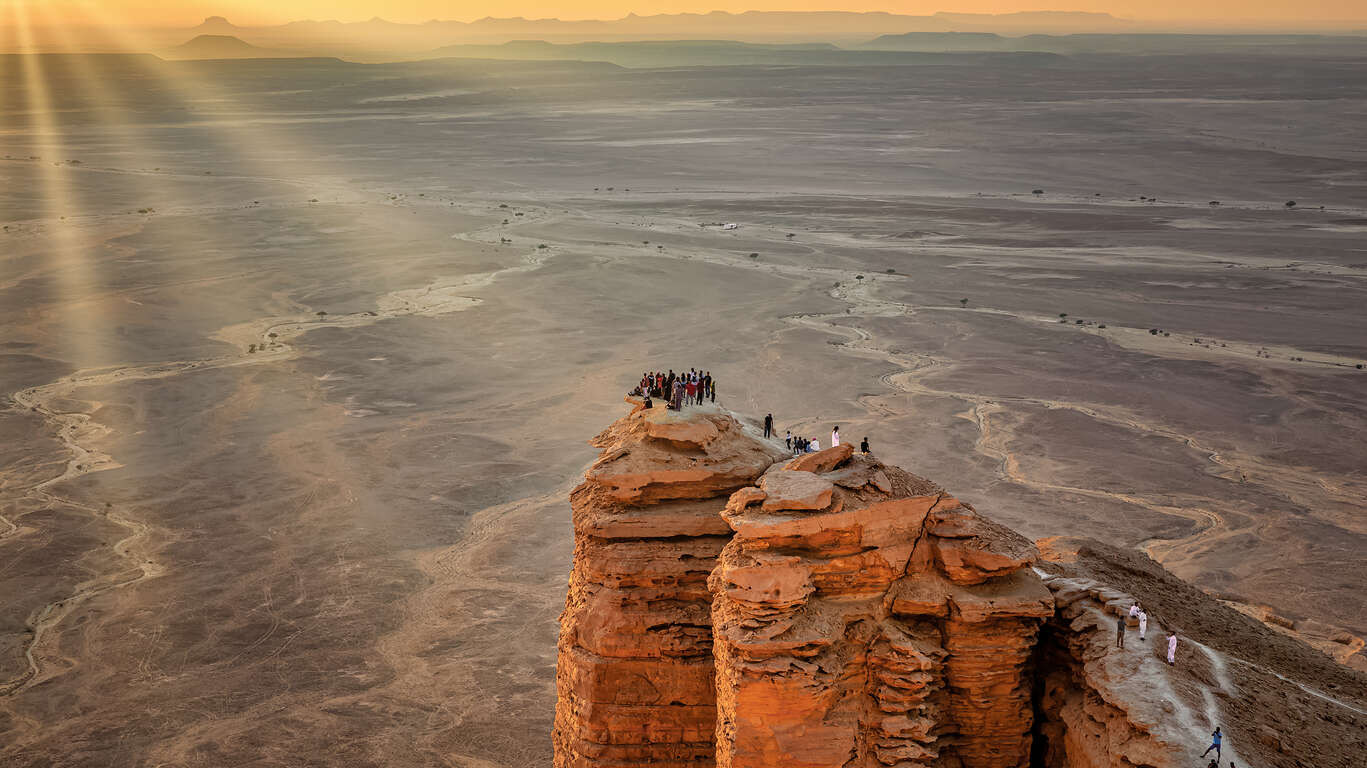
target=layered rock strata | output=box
[710,445,1054,768]
[553,401,787,768]
[555,405,1364,768]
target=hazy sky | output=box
[10,0,1366,26]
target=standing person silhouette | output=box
[831,425,840,446]
[764,414,774,439]
[1201,728,1222,760]
[860,437,870,454]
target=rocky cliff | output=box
[554,403,1367,768]
[553,403,787,767]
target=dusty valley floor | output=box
[1,53,1365,765]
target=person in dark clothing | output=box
[709,378,716,402]
[643,395,653,409]
[785,431,793,451]
[1115,614,1125,648]
[860,437,870,454]
[764,414,773,438]
[666,370,676,401]
[1201,728,1222,760]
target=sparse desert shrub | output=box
[316,311,327,318]
[1059,313,1067,318]
[749,252,759,258]
[1098,324,1107,329]
[886,269,895,274]
[268,332,278,338]
[1209,201,1221,206]
[515,212,524,217]
[1032,189,1044,195]
[248,344,256,353]
[538,244,548,249]
[855,275,864,280]
[1285,200,1296,208]
[960,298,968,307]
[500,204,508,208]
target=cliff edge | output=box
[554,403,1367,768]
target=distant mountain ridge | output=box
[178,10,1137,50]
[150,13,1367,63]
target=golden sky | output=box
[9,0,1366,26]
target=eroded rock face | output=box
[711,453,1054,768]
[553,402,787,768]
[554,406,1330,768]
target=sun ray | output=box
[8,1,109,369]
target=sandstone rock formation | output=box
[711,448,1053,768]
[553,401,787,768]
[554,404,1367,768]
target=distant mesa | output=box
[162,35,298,61]
[192,16,241,33]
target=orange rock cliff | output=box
[553,402,1367,768]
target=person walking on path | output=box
[1167,632,1178,665]
[1201,728,1222,760]
[860,437,870,454]
[1115,614,1125,648]
[831,426,840,446]
[764,414,774,439]
[1138,610,1148,641]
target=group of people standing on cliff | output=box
[631,369,715,411]
[762,415,870,457]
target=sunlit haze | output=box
[2,0,1364,764]
[8,0,1367,26]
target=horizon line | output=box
[9,9,1367,30]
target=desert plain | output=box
[1,52,1365,765]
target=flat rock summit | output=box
[554,401,1367,768]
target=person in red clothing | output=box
[685,376,697,406]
